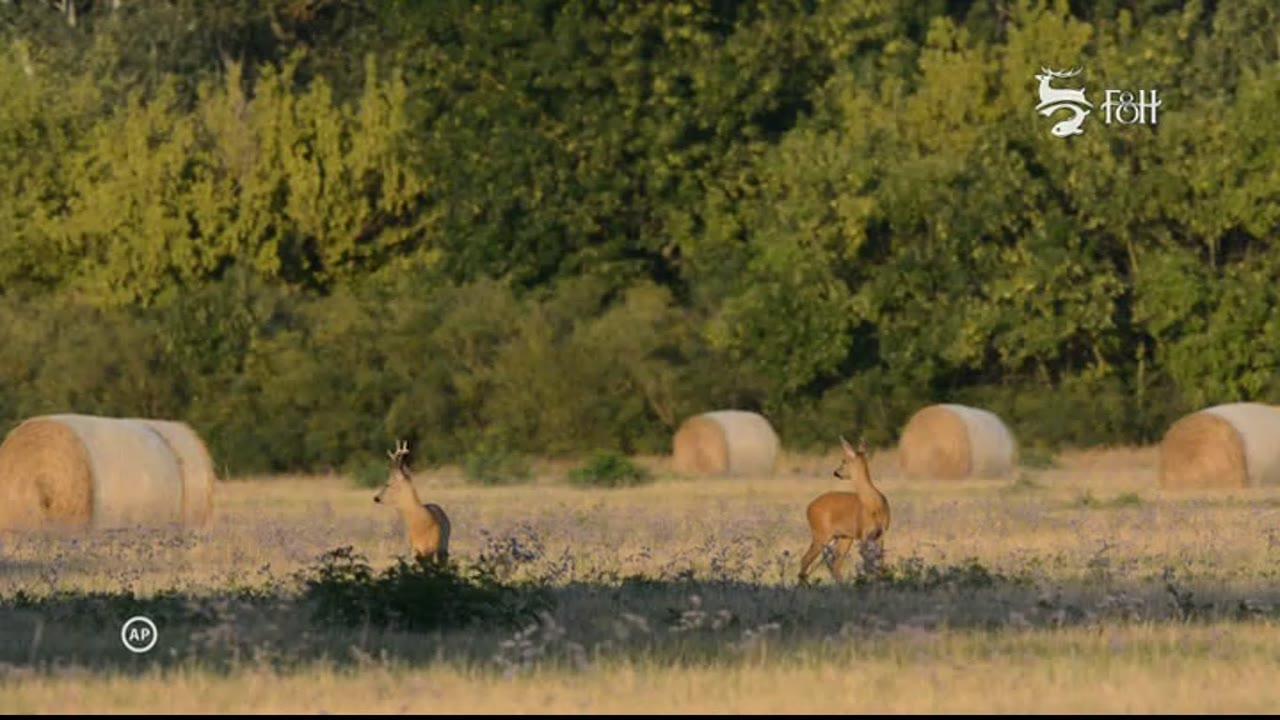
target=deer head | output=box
[834,435,870,479]
[374,440,413,504]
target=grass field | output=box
[3,447,1280,713]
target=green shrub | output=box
[1020,444,1059,470]
[568,451,652,488]
[296,546,548,632]
[346,455,388,489]
[1075,491,1143,509]
[463,444,533,486]
[963,375,1169,451]
[1111,492,1143,507]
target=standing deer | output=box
[797,436,890,583]
[373,440,452,565]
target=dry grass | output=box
[7,623,1280,713]
[2,447,1280,713]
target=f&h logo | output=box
[1035,66,1161,138]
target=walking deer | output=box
[373,440,451,565]
[797,436,890,583]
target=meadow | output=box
[3,447,1280,713]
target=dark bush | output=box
[854,556,1027,592]
[568,451,652,489]
[347,455,389,489]
[463,444,534,486]
[296,546,549,632]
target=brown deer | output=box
[373,440,451,565]
[797,436,890,583]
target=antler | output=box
[387,439,410,465]
[1042,66,1083,78]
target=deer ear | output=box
[840,436,856,456]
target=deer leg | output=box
[829,537,855,582]
[798,539,826,582]
[858,533,885,577]
[820,541,837,575]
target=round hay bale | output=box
[671,410,779,477]
[129,419,216,525]
[0,414,185,531]
[898,404,1018,479]
[1158,403,1280,489]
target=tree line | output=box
[0,0,1277,475]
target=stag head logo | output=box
[1035,67,1092,138]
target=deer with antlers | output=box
[797,436,891,583]
[373,440,452,565]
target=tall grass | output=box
[1,450,1278,712]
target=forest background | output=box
[0,0,1276,477]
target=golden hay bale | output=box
[898,404,1018,479]
[1158,403,1280,489]
[0,414,185,531]
[129,418,216,526]
[671,410,780,477]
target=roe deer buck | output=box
[797,436,890,583]
[373,440,452,565]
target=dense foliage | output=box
[297,546,548,631]
[0,0,1276,474]
[568,451,653,488]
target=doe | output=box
[797,435,890,583]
